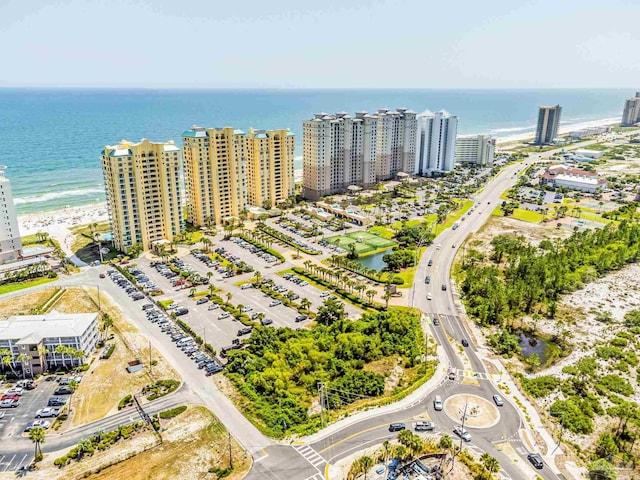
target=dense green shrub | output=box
[519,375,561,398]
[144,379,179,401]
[159,405,187,419]
[118,394,133,410]
[225,307,424,437]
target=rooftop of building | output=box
[0,311,99,342]
[104,139,178,156]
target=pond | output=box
[354,250,388,271]
[518,332,551,364]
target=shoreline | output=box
[495,116,620,145]
[15,115,622,238]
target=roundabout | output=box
[443,393,501,429]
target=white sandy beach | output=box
[14,116,622,244]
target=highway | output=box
[1,149,576,479]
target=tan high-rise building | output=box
[183,126,247,227]
[101,139,183,254]
[183,126,295,226]
[246,129,295,208]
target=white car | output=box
[319,292,330,298]
[240,306,253,313]
[218,312,230,319]
[35,407,60,418]
[208,304,219,311]
[4,387,23,396]
[25,420,51,431]
[0,399,18,408]
[453,425,471,442]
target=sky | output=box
[0,0,638,89]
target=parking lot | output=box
[131,247,361,353]
[0,376,72,471]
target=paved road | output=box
[1,144,598,478]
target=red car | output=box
[1,394,19,402]
[99,273,106,278]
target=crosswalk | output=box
[294,444,326,477]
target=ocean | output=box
[0,88,628,215]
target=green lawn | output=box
[325,231,396,255]
[395,247,426,289]
[368,225,395,240]
[492,207,544,223]
[433,200,475,236]
[0,277,56,295]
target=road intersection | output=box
[1,147,579,479]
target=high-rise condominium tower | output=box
[415,110,458,175]
[183,126,295,226]
[303,109,416,200]
[246,129,296,208]
[455,134,496,167]
[183,126,247,227]
[535,105,562,145]
[0,167,22,264]
[621,93,640,127]
[101,139,183,254]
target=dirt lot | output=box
[468,215,572,257]
[61,288,179,428]
[46,406,248,480]
[0,287,59,318]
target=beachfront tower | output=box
[182,126,246,227]
[183,125,295,226]
[621,92,640,127]
[246,129,295,209]
[0,167,22,264]
[535,105,562,145]
[455,134,496,167]
[101,139,183,254]
[414,109,458,175]
[302,109,416,200]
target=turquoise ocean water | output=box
[0,88,627,215]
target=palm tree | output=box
[206,271,213,283]
[29,426,46,460]
[300,298,312,311]
[226,292,232,305]
[67,379,79,415]
[0,348,17,377]
[189,287,197,297]
[481,452,500,479]
[359,455,374,480]
[101,313,114,342]
[366,289,376,305]
[17,353,30,379]
[256,313,265,325]
[254,271,263,284]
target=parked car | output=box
[237,327,253,336]
[35,407,60,418]
[295,315,308,322]
[269,300,282,307]
[24,420,51,431]
[48,397,67,407]
[260,318,273,326]
[218,312,230,320]
[54,387,73,395]
[0,399,18,408]
[208,304,219,311]
[196,297,209,305]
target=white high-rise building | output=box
[455,134,496,167]
[0,167,22,265]
[415,110,458,175]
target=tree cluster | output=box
[224,306,423,437]
[461,222,640,326]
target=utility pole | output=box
[148,339,152,376]
[228,432,233,469]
